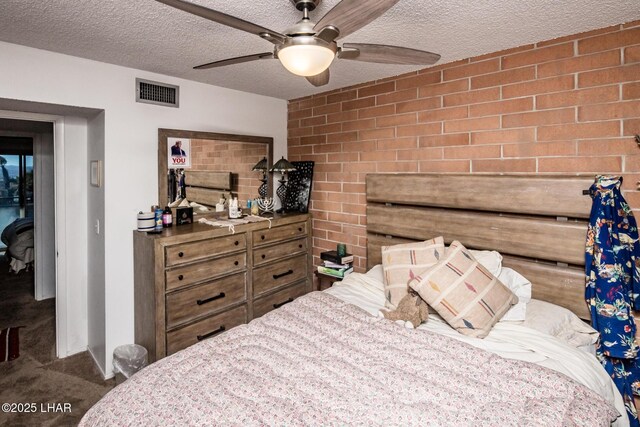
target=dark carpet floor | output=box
[0,257,115,426]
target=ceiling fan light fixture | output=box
[277,38,336,77]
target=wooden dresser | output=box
[133,213,312,362]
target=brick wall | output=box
[191,139,267,203]
[287,22,640,273]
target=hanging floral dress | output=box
[586,175,640,426]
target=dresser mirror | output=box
[158,128,273,206]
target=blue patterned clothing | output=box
[586,175,640,426]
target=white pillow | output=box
[498,267,532,322]
[364,264,385,290]
[469,250,503,276]
[520,299,599,348]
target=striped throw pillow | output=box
[410,241,517,338]
[381,236,445,309]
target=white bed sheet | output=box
[325,268,629,427]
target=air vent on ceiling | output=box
[135,78,179,108]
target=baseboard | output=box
[88,346,114,380]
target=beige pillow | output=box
[381,236,445,309]
[410,241,517,338]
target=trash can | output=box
[113,344,148,385]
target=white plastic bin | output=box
[113,344,148,385]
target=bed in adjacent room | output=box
[81,173,628,426]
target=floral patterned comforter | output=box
[81,292,618,426]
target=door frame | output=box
[0,110,68,357]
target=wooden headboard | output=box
[365,173,594,320]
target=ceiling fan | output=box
[156,0,441,87]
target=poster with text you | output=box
[167,137,191,169]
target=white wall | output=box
[0,41,288,376]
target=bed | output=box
[81,173,627,426]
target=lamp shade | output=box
[252,157,268,171]
[269,157,297,173]
[278,43,335,77]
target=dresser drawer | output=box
[253,254,308,296]
[165,234,246,267]
[165,252,246,291]
[253,237,307,266]
[166,305,247,355]
[253,281,308,319]
[253,221,307,247]
[166,273,246,328]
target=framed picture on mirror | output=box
[167,137,191,169]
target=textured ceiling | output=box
[0,0,638,100]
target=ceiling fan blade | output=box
[306,69,330,87]
[314,0,401,39]
[156,0,286,44]
[194,52,274,70]
[339,43,441,65]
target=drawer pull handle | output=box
[273,270,293,280]
[273,298,294,309]
[261,235,265,240]
[261,254,266,259]
[298,244,303,249]
[178,275,184,281]
[197,292,225,306]
[197,326,225,341]
[298,227,303,232]
[234,240,239,246]
[234,261,239,266]
[178,252,184,258]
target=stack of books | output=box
[317,250,354,278]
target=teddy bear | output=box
[378,288,429,328]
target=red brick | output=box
[537,25,621,48]
[470,44,535,63]
[538,156,622,172]
[358,81,395,98]
[342,97,375,111]
[300,135,326,145]
[313,219,343,233]
[361,150,396,162]
[342,183,365,193]
[537,121,621,141]
[327,131,358,143]
[503,108,576,128]
[397,123,442,137]
[472,158,536,173]
[427,58,469,73]
[313,123,342,135]
[578,64,640,88]
[301,115,326,127]
[359,128,395,141]
[342,119,376,132]
[471,128,536,144]
[625,156,640,172]
[327,152,358,163]
[327,90,356,104]
[419,160,470,173]
[579,101,640,121]
[538,50,621,78]
[503,141,577,157]
[626,45,640,64]
[288,108,313,120]
[313,103,341,115]
[502,42,574,70]
[578,138,639,155]
[376,113,417,128]
[298,95,327,110]
[503,75,574,98]
[288,119,299,129]
[342,141,376,153]
[536,86,620,109]
[623,82,640,100]
[443,59,500,81]
[418,106,469,123]
[377,88,418,105]
[313,143,342,154]
[419,79,469,97]
[396,97,441,114]
[471,66,535,89]
[469,98,534,118]
[358,104,395,119]
[623,20,640,29]
[444,116,500,133]
[578,27,640,54]
[396,148,443,161]
[288,127,313,137]
[376,161,418,172]
[419,133,470,148]
[396,71,442,90]
[443,88,500,107]
[327,110,358,124]
[288,145,313,156]
[343,162,376,173]
[444,145,501,159]
[377,137,417,151]
[624,118,640,136]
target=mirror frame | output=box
[158,128,274,206]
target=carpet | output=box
[0,326,22,362]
